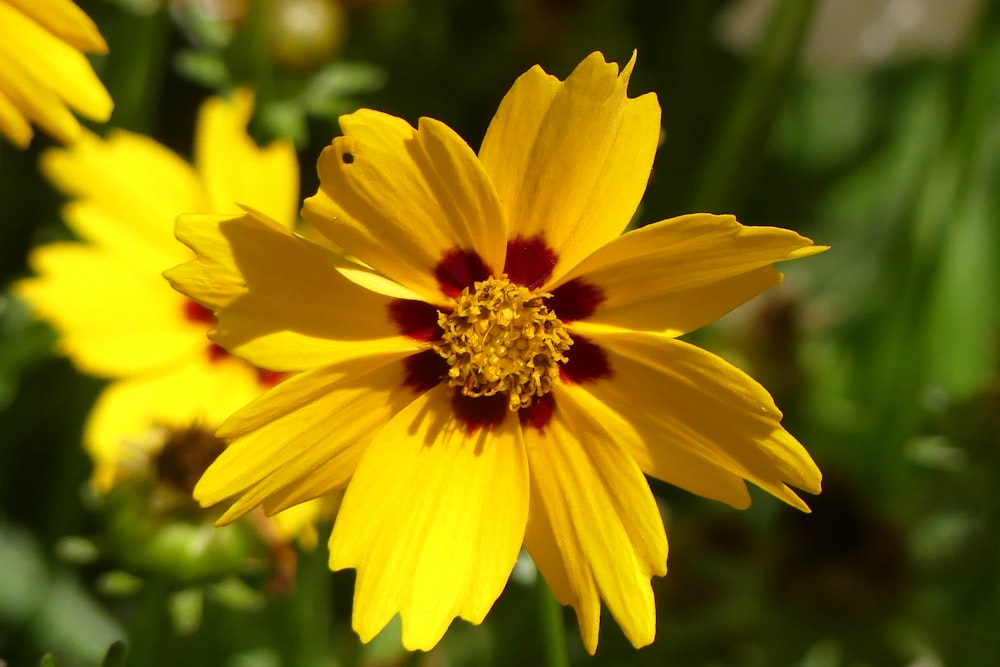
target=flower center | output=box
[434,275,573,411]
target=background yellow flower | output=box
[16,90,299,496]
[0,0,113,148]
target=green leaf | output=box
[100,641,127,667]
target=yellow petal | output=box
[41,129,204,267]
[0,47,84,145]
[303,110,506,305]
[167,210,420,372]
[85,355,263,491]
[195,89,300,226]
[522,387,667,653]
[196,351,417,517]
[479,52,660,286]
[329,385,528,651]
[557,213,825,336]
[4,0,109,53]
[0,86,32,148]
[577,329,822,510]
[0,2,111,124]
[16,243,205,378]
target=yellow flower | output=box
[15,91,306,513]
[166,53,824,652]
[0,0,113,148]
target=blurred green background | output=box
[1,0,999,665]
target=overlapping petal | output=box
[195,89,299,225]
[558,383,753,508]
[479,52,660,286]
[522,387,667,653]
[85,355,263,490]
[329,386,529,650]
[168,211,421,372]
[575,329,822,510]
[0,0,111,147]
[196,352,417,519]
[303,110,507,305]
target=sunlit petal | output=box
[303,110,506,304]
[330,386,528,650]
[558,213,825,335]
[480,52,660,286]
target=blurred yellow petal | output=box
[577,329,822,510]
[268,496,340,550]
[195,89,300,225]
[0,50,85,145]
[479,52,660,286]
[0,86,32,148]
[329,385,528,651]
[0,0,111,147]
[17,243,204,378]
[42,131,204,266]
[168,211,421,372]
[558,213,825,335]
[523,388,666,653]
[4,0,108,53]
[303,111,506,305]
[86,356,262,491]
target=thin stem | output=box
[691,0,816,211]
[535,575,570,667]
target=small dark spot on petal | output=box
[519,393,554,432]
[389,299,442,341]
[549,278,605,321]
[435,249,491,297]
[342,152,355,164]
[504,236,557,289]
[403,350,448,394]
[561,335,612,385]
[452,392,507,433]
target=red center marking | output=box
[182,299,283,388]
[434,249,491,297]
[504,235,556,289]
[389,299,442,342]
[389,241,605,434]
[560,335,612,385]
[549,278,605,321]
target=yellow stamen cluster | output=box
[434,275,573,411]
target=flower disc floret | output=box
[433,275,573,411]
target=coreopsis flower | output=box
[167,52,824,652]
[16,90,321,543]
[0,0,113,148]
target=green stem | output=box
[691,0,816,211]
[102,4,172,134]
[127,577,171,667]
[535,575,570,667]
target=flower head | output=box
[167,52,824,652]
[0,0,113,148]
